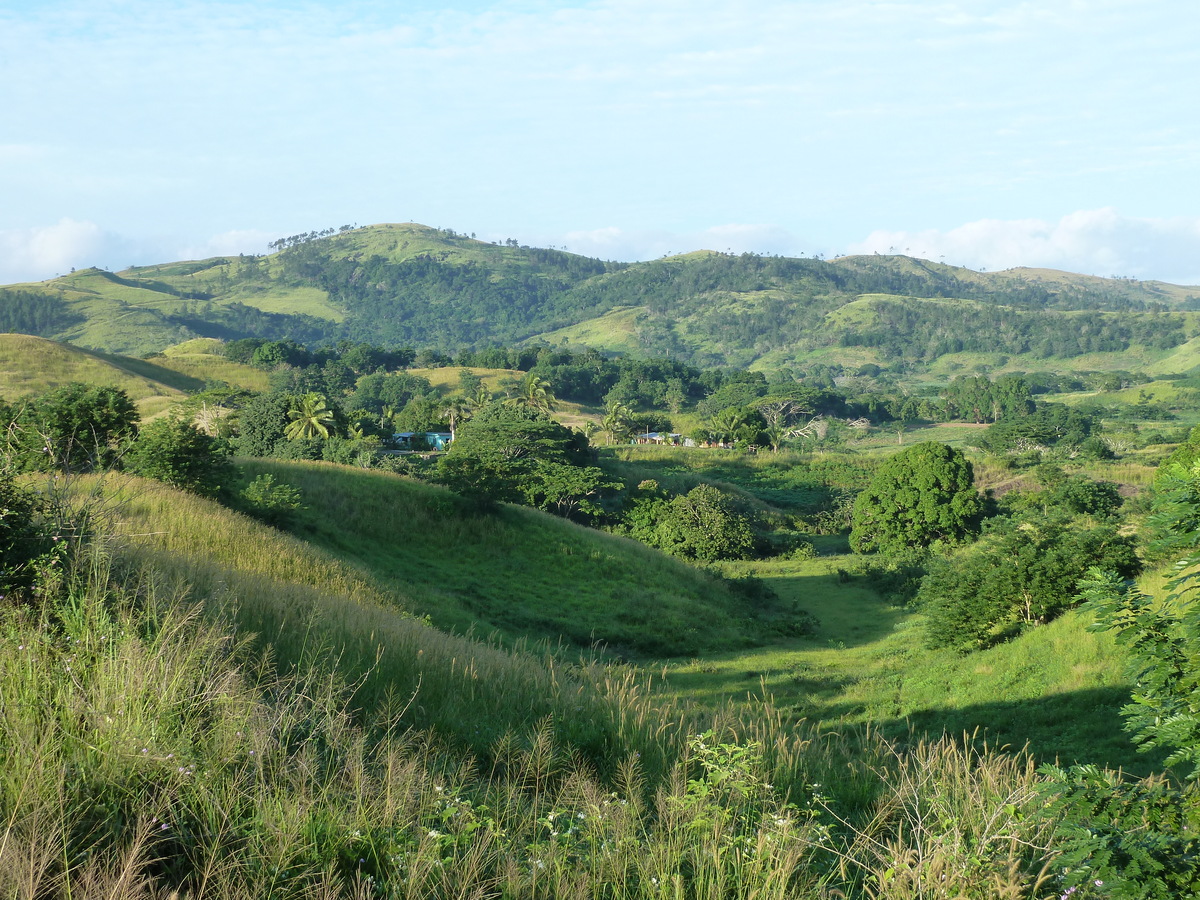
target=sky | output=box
[2,0,1199,285]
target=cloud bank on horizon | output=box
[1,0,1198,286]
[5,210,1199,287]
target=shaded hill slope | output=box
[236,458,800,658]
[0,333,196,415]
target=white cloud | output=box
[179,229,276,261]
[0,221,276,285]
[0,219,125,283]
[848,210,1200,285]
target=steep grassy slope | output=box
[235,459,800,657]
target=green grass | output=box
[658,551,1159,775]
[0,333,188,415]
[0,468,1072,897]
[148,341,271,392]
[237,458,792,658]
[532,305,651,355]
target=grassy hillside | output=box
[149,338,272,391]
[3,463,1083,897]
[6,223,1199,372]
[236,459,800,658]
[0,333,194,415]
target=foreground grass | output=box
[0,508,1065,899]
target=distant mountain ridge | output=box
[3,222,1198,372]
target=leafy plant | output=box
[1037,461,1200,896]
[238,472,303,526]
[123,417,231,496]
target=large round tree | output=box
[849,441,982,554]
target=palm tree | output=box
[706,407,748,445]
[505,374,556,414]
[442,397,468,442]
[602,401,633,445]
[285,393,336,440]
[466,384,493,413]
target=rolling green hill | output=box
[4,223,1199,374]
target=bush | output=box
[123,418,231,496]
[238,473,303,526]
[653,484,757,562]
[3,383,138,473]
[0,470,53,597]
[920,520,1141,651]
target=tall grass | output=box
[0,473,1084,897]
[0,541,1062,899]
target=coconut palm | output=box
[602,401,634,445]
[504,374,556,413]
[442,397,469,441]
[285,393,336,440]
[466,385,493,413]
[705,407,748,445]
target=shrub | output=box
[921,520,1141,652]
[123,417,231,496]
[0,470,52,597]
[654,484,757,562]
[3,383,138,473]
[237,473,303,526]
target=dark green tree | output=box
[231,392,294,457]
[519,460,620,521]
[4,383,139,473]
[123,417,231,497]
[654,484,757,562]
[449,402,587,466]
[849,442,982,555]
[0,469,52,597]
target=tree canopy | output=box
[849,442,982,555]
[2,383,139,474]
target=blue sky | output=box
[2,0,1199,284]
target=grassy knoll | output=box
[531,305,650,355]
[149,338,271,391]
[408,365,524,395]
[0,333,190,415]
[235,458,797,658]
